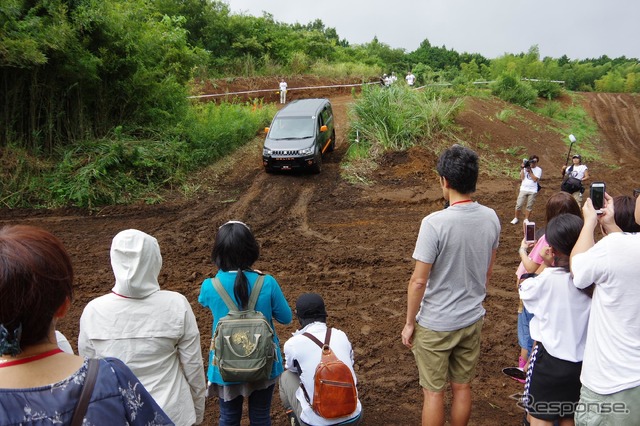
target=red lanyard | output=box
[0,348,63,368]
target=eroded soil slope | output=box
[1,82,639,425]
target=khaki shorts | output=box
[575,384,640,426]
[411,319,483,392]
[516,190,537,211]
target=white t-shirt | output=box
[567,164,588,180]
[520,166,542,193]
[413,202,500,331]
[519,268,590,362]
[279,81,288,91]
[573,232,640,394]
[283,322,362,425]
[406,73,416,85]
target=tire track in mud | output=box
[586,93,640,163]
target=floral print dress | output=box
[0,357,174,425]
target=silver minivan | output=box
[262,99,335,173]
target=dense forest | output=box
[1,0,638,207]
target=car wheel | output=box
[311,152,322,174]
[265,166,274,174]
[328,130,336,152]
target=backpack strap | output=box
[212,277,238,312]
[302,327,332,348]
[300,328,334,405]
[247,275,265,310]
[212,274,265,312]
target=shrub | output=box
[491,73,537,107]
[531,80,563,99]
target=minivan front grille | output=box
[272,150,299,156]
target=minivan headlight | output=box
[263,147,272,156]
[298,146,314,155]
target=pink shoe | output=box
[519,356,527,369]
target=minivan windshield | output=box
[268,117,315,140]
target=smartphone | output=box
[525,222,536,243]
[590,182,606,212]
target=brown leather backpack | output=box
[300,328,358,419]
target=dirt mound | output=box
[2,82,639,425]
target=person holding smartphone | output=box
[511,155,542,225]
[570,191,640,424]
[507,192,581,383]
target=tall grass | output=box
[348,85,463,152]
[342,84,462,180]
[2,101,276,208]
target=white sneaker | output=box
[510,218,519,225]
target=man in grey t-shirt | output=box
[401,145,500,426]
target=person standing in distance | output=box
[511,155,542,224]
[279,293,362,426]
[402,145,501,426]
[279,78,288,104]
[406,71,416,87]
[561,154,589,206]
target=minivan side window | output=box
[321,108,330,126]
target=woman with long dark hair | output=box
[0,225,171,425]
[199,221,292,426]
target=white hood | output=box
[110,229,161,298]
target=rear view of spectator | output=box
[79,229,206,426]
[279,293,363,426]
[611,195,640,233]
[198,220,292,426]
[1,225,171,425]
[571,194,640,424]
[519,214,590,425]
[512,192,582,377]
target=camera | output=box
[522,159,531,169]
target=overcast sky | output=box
[223,0,639,60]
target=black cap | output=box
[572,154,581,159]
[295,293,327,319]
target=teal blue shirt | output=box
[198,270,292,384]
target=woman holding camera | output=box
[561,154,589,206]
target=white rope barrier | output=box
[186,77,565,99]
[187,81,381,99]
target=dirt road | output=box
[2,83,639,425]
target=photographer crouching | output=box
[511,155,542,225]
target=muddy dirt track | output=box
[2,80,639,425]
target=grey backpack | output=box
[211,275,275,382]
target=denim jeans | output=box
[219,384,275,426]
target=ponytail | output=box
[233,268,250,309]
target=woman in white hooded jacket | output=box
[79,229,206,426]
